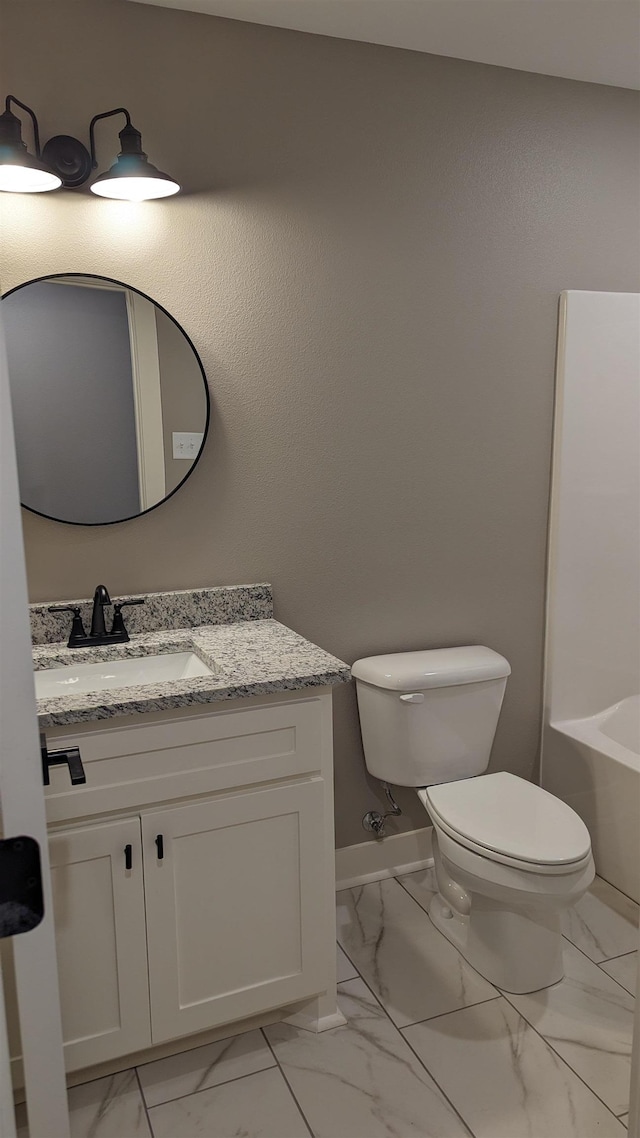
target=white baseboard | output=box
[335,826,433,891]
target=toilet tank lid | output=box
[351,646,511,691]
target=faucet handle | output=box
[110,598,145,640]
[47,605,87,647]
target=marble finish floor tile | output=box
[504,939,634,1116]
[563,876,639,963]
[148,1067,309,1138]
[336,943,359,983]
[403,996,626,1138]
[265,977,471,1138]
[601,951,638,996]
[337,878,497,1027]
[16,1070,151,1138]
[396,864,439,912]
[137,1028,275,1107]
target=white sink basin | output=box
[34,652,214,700]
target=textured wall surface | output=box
[1,0,638,847]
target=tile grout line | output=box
[563,926,639,965]
[562,886,638,962]
[394,1028,475,1138]
[337,875,500,1135]
[260,1029,315,1138]
[335,962,476,1138]
[363,873,629,1129]
[133,1056,277,1112]
[561,931,638,999]
[598,948,639,965]
[398,992,503,1030]
[592,882,639,912]
[497,984,630,1124]
[393,868,436,914]
[335,940,361,979]
[337,876,504,1026]
[134,1067,155,1138]
[393,869,634,1119]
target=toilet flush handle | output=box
[399,693,424,703]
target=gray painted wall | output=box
[3,281,139,523]
[0,0,638,848]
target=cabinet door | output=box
[143,779,326,1043]
[49,819,151,1070]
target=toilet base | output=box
[429,890,565,993]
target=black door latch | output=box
[0,836,44,939]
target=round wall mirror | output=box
[1,273,210,525]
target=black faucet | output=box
[90,583,111,639]
[48,586,145,649]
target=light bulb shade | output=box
[0,156,62,193]
[90,158,180,200]
[90,121,179,201]
[0,107,61,193]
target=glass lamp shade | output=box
[90,155,179,201]
[0,148,61,193]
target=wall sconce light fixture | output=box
[0,96,180,201]
[0,96,62,193]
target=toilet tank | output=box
[352,646,511,787]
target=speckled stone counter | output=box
[32,585,351,727]
[31,584,274,644]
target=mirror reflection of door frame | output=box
[125,290,166,511]
[51,277,166,513]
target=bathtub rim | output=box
[551,694,639,773]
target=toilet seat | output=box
[420,772,592,873]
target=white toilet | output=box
[352,646,595,993]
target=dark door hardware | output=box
[41,733,86,786]
[48,585,145,648]
[0,836,44,938]
[155,835,164,860]
[124,844,133,871]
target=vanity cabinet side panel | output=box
[142,779,327,1043]
[47,819,151,1072]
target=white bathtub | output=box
[542,695,639,903]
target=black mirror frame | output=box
[1,272,211,527]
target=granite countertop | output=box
[32,585,351,728]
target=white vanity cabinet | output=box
[48,818,151,1069]
[6,690,338,1080]
[143,778,326,1042]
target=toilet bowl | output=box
[418,773,594,991]
[351,646,595,994]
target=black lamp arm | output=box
[89,107,132,169]
[5,95,42,156]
